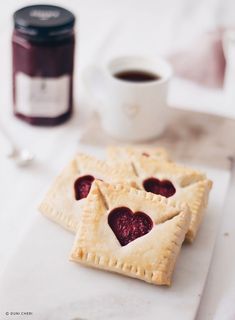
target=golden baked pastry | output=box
[39,153,135,233]
[70,180,191,286]
[107,145,170,162]
[128,155,212,242]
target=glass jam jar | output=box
[12,5,75,126]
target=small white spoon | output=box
[0,123,34,167]
[8,146,34,167]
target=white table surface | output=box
[1,1,235,319]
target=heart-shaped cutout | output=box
[74,175,95,200]
[143,177,176,198]
[123,104,140,118]
[108,207,153,246]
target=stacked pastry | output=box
[39,146,212,286]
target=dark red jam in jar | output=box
[12,5,75,126]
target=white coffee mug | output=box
[83,55,172,141]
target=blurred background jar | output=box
[223,29,235,108]
[12,4,75,126]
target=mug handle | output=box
[82,65,105,113]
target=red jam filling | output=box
[12,31,75,126]
[12,4,75,126]
[143,178,176,198]
[142,152,150,157]
[74,175,95,200]
[108,207,153,246]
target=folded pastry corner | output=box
[70,180,191,286]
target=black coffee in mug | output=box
[114,70,161,82]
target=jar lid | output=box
[13,5,75,40]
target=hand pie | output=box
[70,180,191,286]
[107,145,170,162]
[129,156,212,242]
[39,154,135,233]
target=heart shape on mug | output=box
[108,207,153,246]
[74,175,95,200]
[122,103,140,118]
[143,177,176,198]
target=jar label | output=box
[15,73,70,117]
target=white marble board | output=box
[0,164,230,320]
